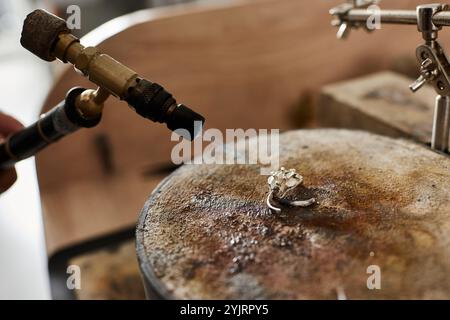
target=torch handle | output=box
[0,87,101,169]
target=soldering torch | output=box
[0,9,205,169]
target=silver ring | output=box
[266,167,316,213]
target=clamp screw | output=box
[409,58,437,92]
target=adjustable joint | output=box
[330,0,379,39]
[417,4,449,42]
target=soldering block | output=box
[318,71,435,144]
[20,9,69,61]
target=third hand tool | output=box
[330,1,450,153]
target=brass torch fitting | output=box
[75,87,110,118]
[53,33,138,99]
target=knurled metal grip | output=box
[20,9,70,61]
[126,80,175,123]
[125,79,205,140]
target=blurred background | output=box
[0,0,223,300]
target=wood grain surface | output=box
[318,71,436,143]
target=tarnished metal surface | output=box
[136,129,450,299]
[21,9,69,61]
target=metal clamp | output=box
[330,1,450,153]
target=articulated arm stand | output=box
[331,1,450,153]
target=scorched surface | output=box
[137,129,450,299]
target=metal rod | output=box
[342,9,450,26]
[431,95,450,152]
[432,11,450,26]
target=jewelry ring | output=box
[266,167,316,213]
